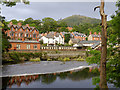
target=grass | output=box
[30,58,41,62]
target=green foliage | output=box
[2,0,29,7]
[1,16,11,53]
[86,49,101,65]
[64,34,70,43]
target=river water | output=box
[1,61,118,89]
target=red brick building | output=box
[71,32,87,41]
[9,40,40,52]
[6,22,40,52]
[88,31,101,41]
[6,22,39,41]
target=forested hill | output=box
[58,15,101,27]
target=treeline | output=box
[8,17,102,35]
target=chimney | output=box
[9,21,13,25]
[94,32,97,35]
[26,24,30,28]
[99,32,101,35]
[89,31,92,35]
[22,38,24,41]
[17,22,22,26]
[44,33,47,36]
[54,32,57,36]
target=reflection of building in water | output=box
[7,67,99,88]
[8,75,39,88]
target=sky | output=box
[1,1,118,21]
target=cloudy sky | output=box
[2,1,118,21]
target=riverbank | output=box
[2,61,97,77]
[2,51,87,65]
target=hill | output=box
[58,15,101,27]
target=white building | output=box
[39,32,64,46]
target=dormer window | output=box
[16,28,17,31]
[11,27,13,31]
[20,28,22,31]
[27,28,29,32]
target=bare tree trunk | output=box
[99,0,108,89]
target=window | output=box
[21,33,23,37]
[19,33,20,37]
[15,34,17,37]
[16,44,21,49]
[27,29,29,32]
[33,34,36,38]
[11,33,14,36]
[16,28,17,31]
[27,34,29,37]
[27,44,30,49]
[20,28,22,31]
[25,33,26,37]
[33,45,37,49]
[11,27,13,31]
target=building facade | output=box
[6,22,39,41]
[9,40,40,52]
[6,22,40,52]
[88,32,101,41]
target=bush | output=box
[63,57,70,61]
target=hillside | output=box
[58,15,101,27]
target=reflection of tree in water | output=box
[58,72,68,80]
[41,74,57,84]
[67,68,98,81]
[3,67,100,88]
[2,77,11,90]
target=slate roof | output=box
[46,33,54,38]
[91,34,101,38]
[8,24,38,31]
[72,32,87,37]
[78,40,101,44]
[70,38,80,44]
[91,41,101,49]
[9,40,40,43]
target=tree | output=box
[64,34,70,43]
[41,17,58,32]
[1,16,11,53]
[1,0,29,7]
[94,0,108,88]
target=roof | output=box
[73,43,83,47]
[72,32,87,37]
[70,38,80,44]
[9,40,40,43]
[78,40,101,44]
[46,33,54,38]
[91,34,101,38]
[8,24,38,31]
[91,41,101,49]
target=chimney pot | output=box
[17,22,22,26]
[26,24,30,27]
[94,32,97,35]
[90,31,92,35]
[99,32,101,35]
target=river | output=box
[1,61,118,89]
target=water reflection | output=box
[2,67,99,89]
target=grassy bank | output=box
[2,51,86,65]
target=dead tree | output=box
[94,0,108,88]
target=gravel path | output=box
[1,61,97,77]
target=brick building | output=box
[6,22,39,41]
[71,32,87,41]
[6,22,40,52]
[88,31,101,41]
